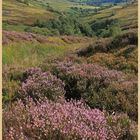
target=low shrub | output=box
[87,46,138,75]
[77,38,111,57]
[24,26,60,36]
[77,31,138,57]
[2,65,25,81]
[51,61,137,120]
[106,112,137,139]
[108,30,138,51]
[33,16,94,37]
[19,68,65,102]
[90,19,121,37]
[3,98,114,140]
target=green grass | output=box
[3,42,67,67]
[2,40,91,68]
[3,22,28,32]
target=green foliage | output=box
[91,19,122,37]
[109,24,122,37]
[16,0,29,5]
[24,26,60,36]
[68,7,96,17]
[2,23,28,32]
[33,16,94,36]
[32,17,122,37]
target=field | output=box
[2,0,138,139]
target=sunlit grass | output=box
[3,42,68,67]
[2,40,91,68]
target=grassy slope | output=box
[3,34,94,69]
[82,3,138,29]
[3,0,137,33]
[2,0,56,25]
[2,0,97,32]
[32,0,97,10]
[3,0,97,70]
[2,0,96,25]
[2,1,138,68]
[39,0,74,10]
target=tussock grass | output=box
[3,42,67,66]
[2,40,91,68]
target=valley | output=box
[2,0,138,139]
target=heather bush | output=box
[77,31,138,57]
[106,112,137,139]
[19,68,65,102]
[87,47,138,75]
[51,61,137,120]
[77,38,111,57]
[87,80,138,121]
[107,30,138,52]
[3,98,114,140]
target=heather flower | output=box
[52,62,125,84]
[50,61,137,121]
[3,98,115,140]
[19,68,65,101]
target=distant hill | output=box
[69,0,136,5]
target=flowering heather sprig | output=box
[3,98,115,140]
[19,68,65,101]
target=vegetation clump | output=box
[19,68,65,102]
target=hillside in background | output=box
[3,0,137,37]
[2,0,138,139]
[69,0,137,5]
